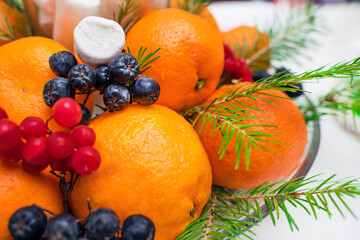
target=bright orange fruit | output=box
[195,83,307,189]
[126,8,224,112]
[70,104,212,240]
[0,37,93,131]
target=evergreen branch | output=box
[302,77,360,124]
[114,0,142,34]
[247,3,319,68]
[176,0,210,15]
[203,193,216,240]
[176,190,259,240]
[3,0,24,12]
[0,0,33,42]
[0,12,17,41]
[178,175,360,239]
[129,46,161,74]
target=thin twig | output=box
[223,188,351,200]
[203,193,217,240]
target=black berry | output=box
[108,54,139,85]
[130,76,160,106]
[8,205,47,240]
[94,65,112,94]
[79,104,91,125]
[103,85,131,111]
[276,67,304,98]
[276,67,292,78]
[43,78,75,107]
[122,215,155,240]
[253,70,271,82]
[49,51,78,78]
[68,64,96,92]
[45,214,79,240]
[284,83,303,98]
[86,208,120,240]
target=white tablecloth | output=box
[209,2,360,239]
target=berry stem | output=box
[33,204,57,216]
[82,92,91,105]
[87,199,92,214]
[50,170,80,214]
[46,116,53,135]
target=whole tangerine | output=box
[125,8,224,112]
[70,104,212,240]
[195,83,307,189]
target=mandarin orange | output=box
[125,8,224,112]
[195,83,307,189]
[0,37,93,131]
[70,104,212,240]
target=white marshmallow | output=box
[74,16,126,66]
[52,0,100,51]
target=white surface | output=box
[209,2,360,239]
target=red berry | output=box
[71,146,101,175]
[20,117,48,139]
[223,43,234,60]
[50,157,73,172]
[53,98,82,128]
[71,125,96,147]
[0,107,8,120]
[47,131,75,159]
[22,160,49,173]
[22,137,51,166]
[0,142,23,164]
[0,119,22,150]
[224,57,238,74]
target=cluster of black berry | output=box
[8,205,156,240]
[253,67,303,98]
[43,51,160,115]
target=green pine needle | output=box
[0,0,33,42]
[246,3,319,70]
[128,46,161,74]
[301,75,360,125]
[177,175,360,239]
[176,0,210,15]
[114,0,142,34]
[3,0,24,12]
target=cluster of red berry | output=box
[0,100,101,175]
[223,44,253,82]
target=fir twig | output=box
[114,0,142,34]
[0,0,33,42]
[246,3,319,69]
[178,175,360,239]
[128,46,161,74]
[3,0,24,12]
[176,0,210,15]
[302,77,360,124]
